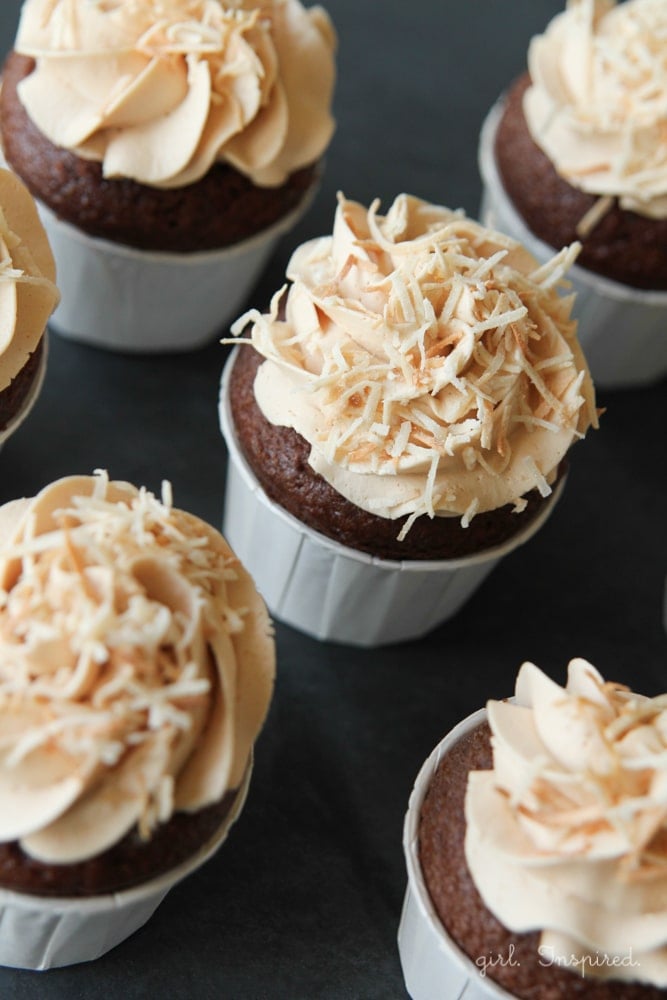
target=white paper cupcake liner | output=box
[219,350,566,647]
[37,185,316,354]
[398,709,515,1000]
[0,334,48,454]
[0,759,252,971]
[478,100,667,390]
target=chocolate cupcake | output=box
[478,0,667,388]
[0,0,336,351]
[220,193,597,645]
[0,167,57,446]
[0,472,275,969]
[399,659,667,999]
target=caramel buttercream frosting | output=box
[232,193,597,536]
[0,472,275,864]
[14,0,336,189]
[524,0,667,219]
[0,167,58,395]
[465,659,667,986]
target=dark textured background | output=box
[0,2,665,998]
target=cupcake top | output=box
[0,167,58,394]
[233,193,597,535]
[0,472,275,864]
[465,659,667,987]
[524,0,667,219]
[14,0,336,189]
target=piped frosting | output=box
[15,0,336,189]
[465,659,667,986]
[0,472,275,863]
[0,167,58,393]
[524,0,667,219]
[232,193,597,534]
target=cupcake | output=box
[0,166,57,449]
[399,659,667,999]
[478,0,667,388]
[0,0,336,352]
[220,192,598,646]
[0,472,275,969]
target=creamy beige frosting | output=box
[0,167,58,394]
[15,0,336,189]
[232,193,597,534]
[0,472,275,864]
[465,659,667,986]
[524,0,667,219]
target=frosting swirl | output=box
[465,659,667,986]
[15,0,336,189]
[524,0,667,219]
[233,194,597,533]
[0,167,58,394]
[0,472,275,864]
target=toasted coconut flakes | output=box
[461,497,479,529]
[576,195,615,237]
[391,420,412,458]
[470,304,529,336]
[530,243,581,289]
[439,272,465,326]
[397,508,421,543]
[243,196,595,534]
[91,468,110,498]
[424,454,440,518]
[534,352,575,372]
[389,271,415,326]
[512,414,564,434]
[462,447,477,470]
[161,480,173,509]
[470,248,509,280]
[0,472,249,807]
[523,456,552,498]
[370,422,390,439]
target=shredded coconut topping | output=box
[0,473,275,863]
[232,193,597,531]
[524,0,667,219]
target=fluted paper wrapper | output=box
[0,335,48,455]
[478,101,667,390]
[38,189,315,354]
[399,709,515,1000]
[0,760,252,970]
[219,350,565,647]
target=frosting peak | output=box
[465,659,667,986]
[15,0,336,189]
[524,0,667,219]
[233,193,597,533]
[0,473,275,864]
[0,168,58,395]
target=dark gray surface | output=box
[0,2,665,998]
